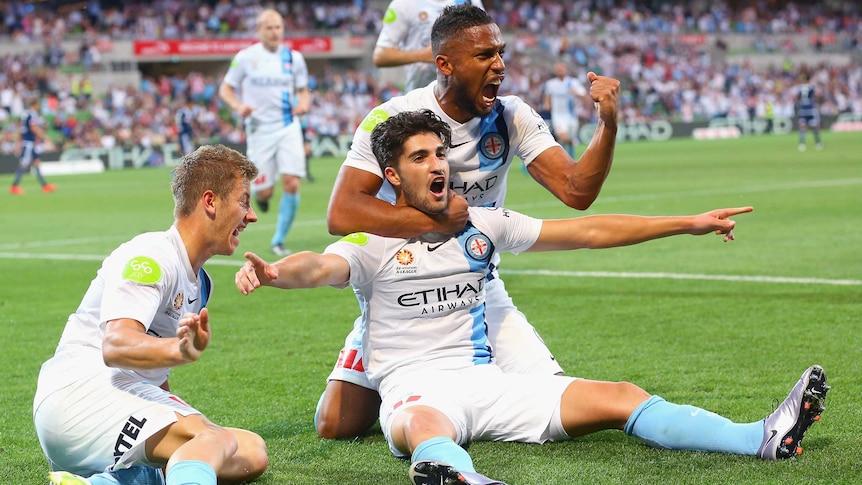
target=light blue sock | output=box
[111,466,164,485]
[624,395,763,455]
[165,460,216,485]
[82,473,118,485]
[82,466,164,485]
[412,437,475,473]
[271,192,299,247]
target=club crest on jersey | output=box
[479,132,506,159]
[173,292,184,310]
[418,11,429,21]
[465,234,492,261]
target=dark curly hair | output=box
[370,109,452,171]
[431,4,494,56]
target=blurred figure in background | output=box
[10,97,55,195]
[543,62,588,158]
[373,0,485,92]
[219,8,311,256]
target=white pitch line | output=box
[499,269,862,286]
[515,177,862,210]
[0,219,326,250]
[1,252,859,286]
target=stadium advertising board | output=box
[1,115,853,174]
[133,38,332,57]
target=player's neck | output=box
[433,81,473,124]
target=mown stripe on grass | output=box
[1,252,858,286]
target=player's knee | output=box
[315,406,373,440]
[210,425,240,457]
[615,381,651,406]
[241,432,269,479]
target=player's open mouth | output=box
[482,79,501,104]
[430,177,445,196]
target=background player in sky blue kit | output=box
[236,110,828,485]
[373,0,485,93]
[10,97,56,195]
[794,72,824,151]
[37,145,268,485]
[219,8,311,257]
[543,62,588,158]
[318,4,621,441]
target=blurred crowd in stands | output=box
[4,0,862,41]
[1,0,861,155]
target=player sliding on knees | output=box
[235,109,829,485]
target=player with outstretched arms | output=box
[317,4,622,440]
[237,109,828,485]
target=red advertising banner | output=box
[133,38,332,57]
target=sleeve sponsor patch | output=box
[383,7,397,23]
[339,233,370,246]
[359,108,390,132]
[121,256,163,285]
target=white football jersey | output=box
[376,0,484,92]
[345,82,559,210]
[35,226,213,405]
[544,76,587,117]
[222,43,309,128]
[324,207,541,389]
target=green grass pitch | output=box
[1,132,860,484]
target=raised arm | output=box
[528,207,753,252]
[236,251,351,294]
[326,166,468,238]
[526,72,620,210]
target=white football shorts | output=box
[379,365,576,457]
[246,121,306,191]
[550,113,579,143]
[33,369,200,475]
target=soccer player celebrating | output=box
[219,8,311,257]
[237,110,827,485]
[35,145,268,485]
[318,4,620,440]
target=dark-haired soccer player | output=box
[238,109,827,485]
[318,3,621,441]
